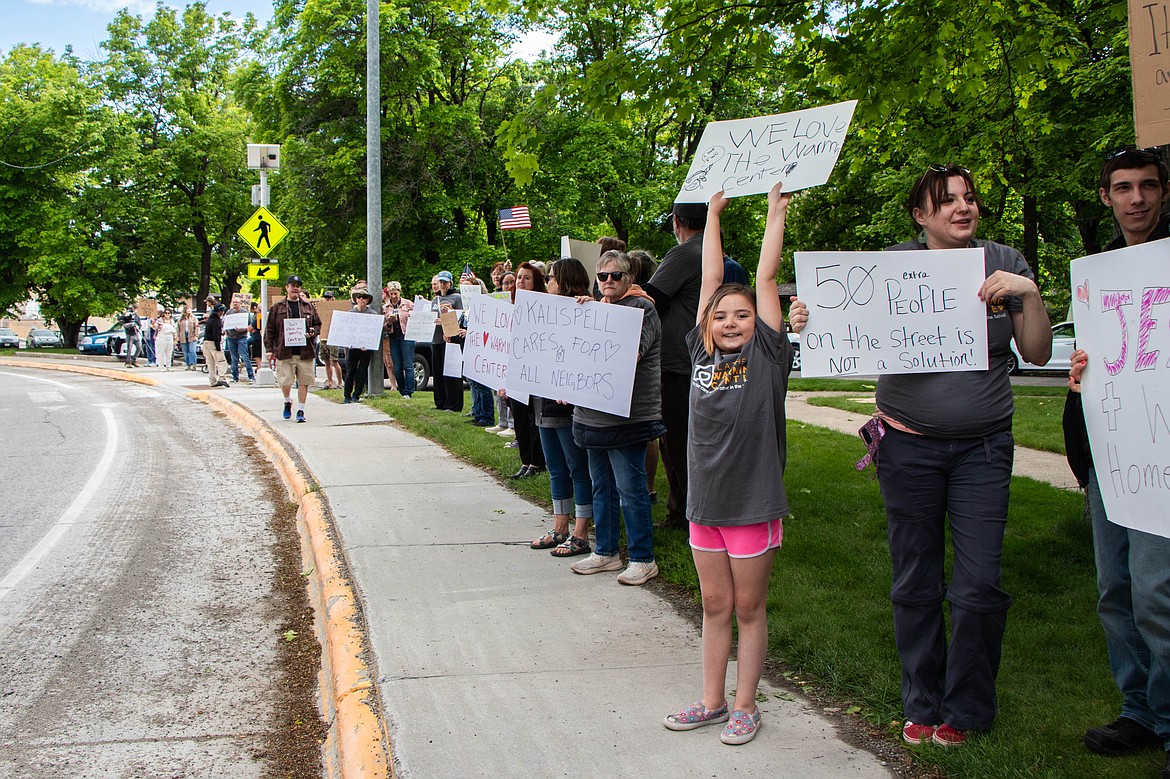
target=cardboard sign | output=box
[327,311,384,350]
[560,237,604,278]
[1130,0,1170,147]
[136,298,159,319]
[440,309,462,338]
[506,289,644,417]
[283,318,307,347]
[794,248,989,377]
[1070,239,1170,538]
[675,101,857,203]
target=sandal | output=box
[530,530,569,550]
[550,535,591,557]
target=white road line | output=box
[0,406,119,602]
[27,390,66,404]
[0,371,78,391]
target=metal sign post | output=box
[247,145,282,388]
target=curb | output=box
[1,358,391,779]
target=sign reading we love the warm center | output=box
[461,293,517,393]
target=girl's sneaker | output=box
[663,700,729,731]
[720,708,762,745]
[931,723,967,747]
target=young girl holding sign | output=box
[663,182,806,745]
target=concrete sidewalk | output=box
[119,364,895,777]
[15,356,1080,777]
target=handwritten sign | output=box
[313,299,351,342]
[675,101,857,203]
[462,295,516,392]
[506,289,643,417]
[1129,0,1170,147]
[1071,239,1170,538]
[440,310,461,338]
[283,318,307,347]
[794,249,989,377]
[443,342,464,378]
[223,312,249,331]
[403,308,435,343]
[327,311,383,350]
[137,298,159,319]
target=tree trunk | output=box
[54,315,87,349]
[1022,194,1039,278]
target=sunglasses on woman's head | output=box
[596,271,627,281]
[928,164,970,175]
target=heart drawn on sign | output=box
[1076,280,1089,306]
[483,331,490,346]
[604,341,621,361]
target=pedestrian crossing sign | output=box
[247,262,279,280]
[237,207,288,258]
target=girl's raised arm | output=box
[756,181,792,334]
[697,192,728,326]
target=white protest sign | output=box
[443,342,463,378]
[460,284,481,299]
[223,312,249,331]
[462,295,516,392]
[1071,239,1170,538]
[676,100,858,203]
[506,289,643,417]
[404,302,436,343]
[794,248,989,377]
[283,318,307,347]
[327,311,383,350]
[561,236,604,276]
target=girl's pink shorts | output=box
[688,518,784,559]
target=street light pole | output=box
[366,0,384,396]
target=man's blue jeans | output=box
[539,426,592,519]
[587,443,653,563]
[469,380,494,424]
[226,336,253,380]
[387,336,416,396]
[1088,467,1170,743]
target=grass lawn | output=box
[340,388,1155,779]
[806,386,1071,454]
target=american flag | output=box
[498,206,531,230]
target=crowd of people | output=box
[174,150,1165,767]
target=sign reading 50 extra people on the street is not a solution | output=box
[1071,238,1170,539]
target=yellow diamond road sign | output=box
[247,262,278,280]
[238,207,288,258]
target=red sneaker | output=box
[932,723,967,747]
[902,721,936,745]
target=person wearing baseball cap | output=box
[264,275,322,422]
[640,199,709,533]
[429,270,464,412]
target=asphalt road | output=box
[0,368,291,778]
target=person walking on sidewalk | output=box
[569,250,665,586]
[154,310,177,371]
[1064,148,1170,776]
[343,289,381,403]
[225,297,255,384]
[265,275,322,423]
[177,308,199,370]
[662,184,797,746]
[202,304,229,387]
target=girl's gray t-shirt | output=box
[685,317,792,526]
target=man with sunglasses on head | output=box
[644,201,707,532]
[1065,148,1170,776]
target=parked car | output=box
[0,327,19,349]
[78,328,121,355]
[1008,320,1075,374]
[25,329,63,348]
[787,331,801,372]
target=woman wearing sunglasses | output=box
[858,165,1052,747]
[568,250,666,586]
